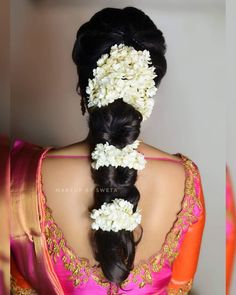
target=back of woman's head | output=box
[72,7,167,288]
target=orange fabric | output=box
[227,238,236,295]
[11,256,33,290]
[168,170,206,292]
[226,166,236,295]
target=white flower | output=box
[91,140,146,170]
[90,198,142,232]
[86,44,158,120]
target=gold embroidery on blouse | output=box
[168,279,193,294]
[91,269,110,288]
[11,276,38,295]
[42,154,202,292]
[44,206,91,287]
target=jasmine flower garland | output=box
[86,43,158,120]
[91,139,146,170]
[90,198,142,232]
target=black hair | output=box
[72,6,167,288]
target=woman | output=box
[11,7,206,295]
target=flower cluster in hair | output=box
[91,139,146,170]
[90,198,142,232]
[86,44,158,120]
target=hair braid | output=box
[72,6,167,286]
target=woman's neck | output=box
[82,133,143,145]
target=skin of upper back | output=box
[41,140,186,266]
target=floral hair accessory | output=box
[90,198,142,232]
[86,43,158,120]
[91,139,146,170]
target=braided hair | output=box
[72,7,167,287]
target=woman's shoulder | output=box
[138,141,188,183]
[45,139,89,157]
[45,139,196,167]
[45,139,201,187]
[137,142,186,209]
[42,139,203,200]
[138,141,182,161]
[139,141,201,176]
[139,141,203,207]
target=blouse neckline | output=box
[38,147,199,289]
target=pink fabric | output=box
[226,168,234,239]
[42,194,172,294]
[43,204,172,294]
[226,181,232,238]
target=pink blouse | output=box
[39,151,205,295]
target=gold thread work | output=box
[10,276,38,295]
[167,279,193,294]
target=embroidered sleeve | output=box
[167,161,206,294]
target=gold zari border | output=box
[168,279,193,294]
[10,276,37,295]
